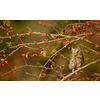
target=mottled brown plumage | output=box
[69,47,84,72]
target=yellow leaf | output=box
[40,51,46,57]
[72,25,74,29]
[50,62,55,68]
[40,51,43,54]
[3,20,6,25]
[0,25,4,29]
[51,62,55,66]
[59,66,62,68]
[86,77,89,80]
[0,58,4,61]
[3,20,11,26]
[6,23,10,26]
[74,23,78,28]
[25,52,29,58]
[51,34,54,37]
[3,21,5,23]
[7,32,9,36]
[3,54,6,57]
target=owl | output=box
[69,47,84,72]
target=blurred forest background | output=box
[0,20,100,81]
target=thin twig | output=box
[1,65,51,77]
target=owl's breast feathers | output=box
[69,48,84,70]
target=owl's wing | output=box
[69,57,76,69]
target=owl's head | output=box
[72,47,81,56]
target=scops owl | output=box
[69,47,84,72]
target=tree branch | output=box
[60,59,100,81]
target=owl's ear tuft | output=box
[77,47,80,50]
